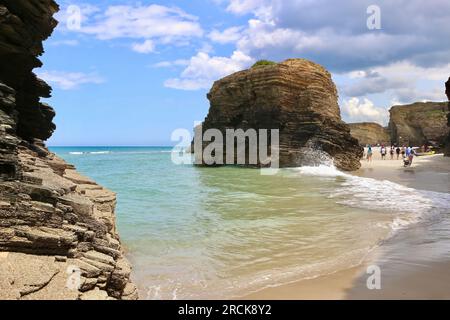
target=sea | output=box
[50,146,450,299]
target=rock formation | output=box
[198,59,363,171]
[348,122,390,146]
[445,77,450,156]
[388,102,449,147]
[0,1,137,300]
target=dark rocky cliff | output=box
[198,59,363,171]
[388,102,449,147]
[0,0,137,300]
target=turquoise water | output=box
[51,146,450,299]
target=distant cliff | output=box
[0,1,137,300]
[389,102,449,147]
[198,59,363,171]
[348,122,390,146]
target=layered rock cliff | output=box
[388,102,449,147]
[0,1,137,300]
[198,59,363,171]
[348,122,390,146]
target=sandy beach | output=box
[244,153,450,300]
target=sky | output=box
[40,0,450,146]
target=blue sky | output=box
[40,0,450,146]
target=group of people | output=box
[365,144,417,166]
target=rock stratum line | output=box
[198,59,363,171]
[0,0,137,300]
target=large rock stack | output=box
[199,59,363,171]
[0,1,137,300]
[388,102,449,147]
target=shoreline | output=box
[243,154,450,300]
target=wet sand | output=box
[243,154,450,300]
[356,153,450,193]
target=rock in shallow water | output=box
[197,59,363,171]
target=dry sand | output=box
[242,154,450,300]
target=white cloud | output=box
[393,87,447,104]
[36,70,104,90]
[152,60,190,68]
[341,61,450,102]
[132,40,155,54]
[226,0,272,18]
[341,97,389,125]
[58,4,203,53]
[164,50,254,90]
[77,5,203,40]
[55,3,101,32]
[216,0,450,72]
[208,26,244,44]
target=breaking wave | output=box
[293,165,450,232]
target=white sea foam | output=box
[69,152,84,155]
[293,165,450,232]
[293,165,347,177]
[89,151,111,154]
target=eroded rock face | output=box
[199,59,363,171]
[389,102,449,147]
[0,1,137,300]
[348,122,390,146]
[0,0,57,141]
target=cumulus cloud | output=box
[208,26,244,44]
[164,51,254,90]
[81,5,202,40]
[58,4,203,52]
[225,0,272,19]
[36,70,104,90]
[217,0,450,72]
[341,97,389,125]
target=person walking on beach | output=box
[406,146,411,158]
[380,145,387,160]
[396,146,401,160]
[367,145,373,162]
[390,146,394,160]
[408,147,416,166]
